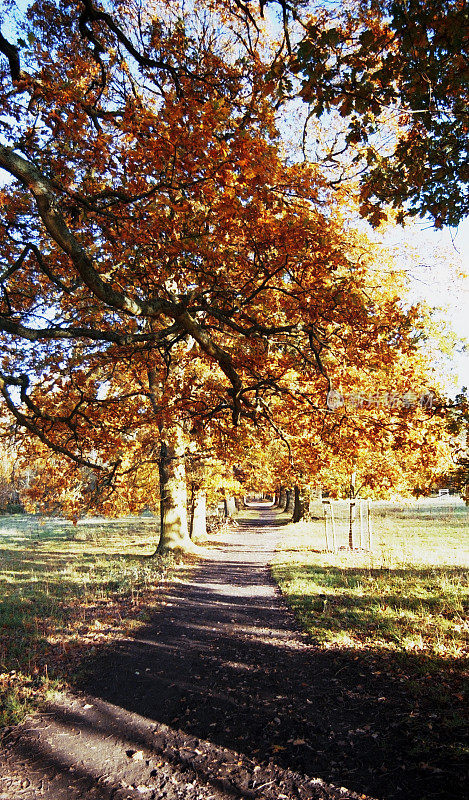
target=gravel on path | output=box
[0,505,449,800]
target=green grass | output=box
[272,499,468,655]
[272,499,469,768]
[0,513,174,726]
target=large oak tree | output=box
[0,0,451,549]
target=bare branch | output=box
[78,0,181,94]
[0,31,21,81]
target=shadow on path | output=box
[0,507,465,800]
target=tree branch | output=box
[0,316,121,344]
[0,373,104,471]
[0,145,172,318]
[0,31,21,81]
[78,0,181,94]
[176,309,244,423]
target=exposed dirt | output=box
[0,507,465,799]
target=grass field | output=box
[273,498,468,656]
[272,498,468,766]
[0,513,173,726]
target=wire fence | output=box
[308,499,373,551]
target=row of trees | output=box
[0,1,466,549]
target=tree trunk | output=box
[190,488,207,541]
[278,486,286,509]
[224,493,237,518]
[157,425,194,553]
[285,489,292,512]
[292,484,304,522]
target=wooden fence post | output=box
[349,500,356,549]
[360,500,364,549]
[331,501,336,552]
[323,500,330,551]
[367,500,373,549]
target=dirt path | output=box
[0,507,462,799]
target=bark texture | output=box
[190,489,207,541]
[292,484,304,523]
[158,426,193,552]
[224,494,237,518]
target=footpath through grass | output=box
[272,497,468,769]
[0,514,174,727]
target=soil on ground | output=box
[0,506,465,800]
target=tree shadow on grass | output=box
[70,551,468,800]
[1,511,467,800]
[273,562,468,647]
